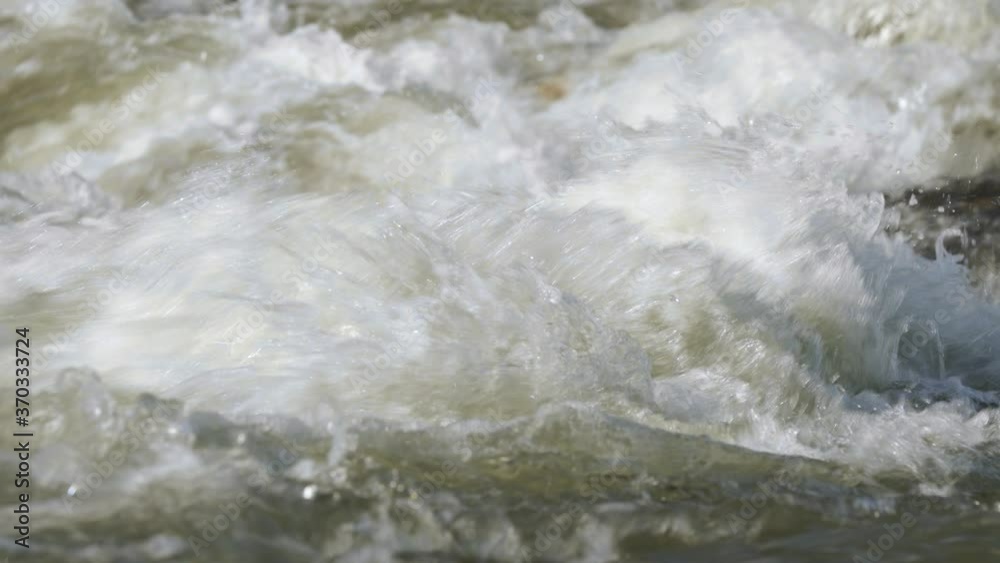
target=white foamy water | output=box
[1,0,999,561]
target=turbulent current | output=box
[2,0,1000,561]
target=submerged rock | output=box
[885,173,1000,298]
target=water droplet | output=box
[302,485,317,500]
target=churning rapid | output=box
[2,0,1000,561]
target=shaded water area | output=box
[1,0,1000,561]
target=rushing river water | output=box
[2,0,1000,561]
